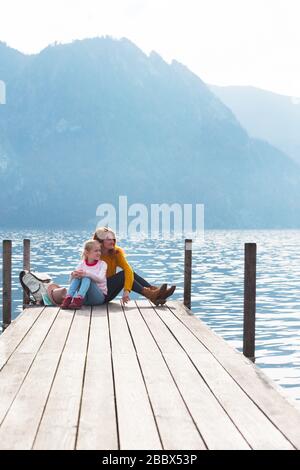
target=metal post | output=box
[243,243,256,362]
[23,239,30,307]
[184,239,192,309]
[2,240,12,330]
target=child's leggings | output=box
[68,277,106,305]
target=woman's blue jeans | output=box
[68,277,106,305]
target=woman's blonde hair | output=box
[81,239,101,259]
[93,226,117,255]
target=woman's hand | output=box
[73,269,86,279]
[122,290,130,305]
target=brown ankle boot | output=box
[148,284,169,306]
[142,284,167,304]
[159,285,176,302]
[149,283,167,291]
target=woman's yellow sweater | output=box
[100,245,134,292]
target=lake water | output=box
[1,229,300,407]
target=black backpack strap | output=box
[30,272,51,283]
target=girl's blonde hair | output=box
[81,239,101,259]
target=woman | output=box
[93,226,176,305]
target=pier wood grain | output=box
[0,300,299,450]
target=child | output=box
[61,239,107,309]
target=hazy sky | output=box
[1,0,299,97]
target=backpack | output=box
[19,270,52,305]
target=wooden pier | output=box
[1,299,300,450]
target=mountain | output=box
[1,37,300,229]
[210,84,300,165]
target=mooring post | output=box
[243,243,256,363]
[2,240,12,331]
[184,239,192,309]
[23,239,30,307]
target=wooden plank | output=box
[0,307,45,371]
[108,301,161,450]
[123,300,205,450]
[76,305,118,450]
[0,307,59,428]
[167,300,300,449]
[136,301,250,450]
[2,300,298,450]
[0,308,74,449]
[33,308,91,450]
[153,303,293,450]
